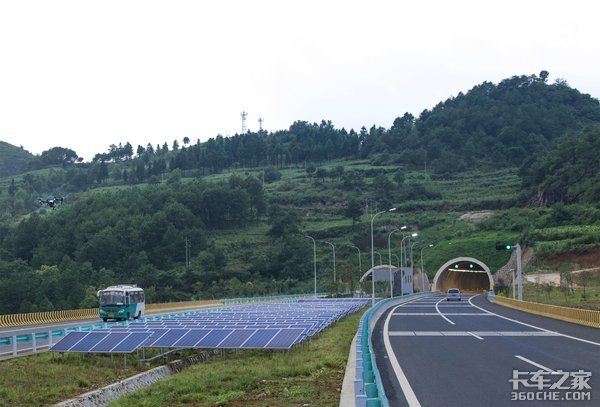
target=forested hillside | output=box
[519,124,600,206]
[1,72,599,314]
[0,141,33,177]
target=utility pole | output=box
[184,237,191,268]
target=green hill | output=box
[0,72,599,314]
[0,140,34,177]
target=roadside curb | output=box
[54,353,208,407]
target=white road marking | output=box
[467,331,484,340]
[435,298,455,325]
[388,331,560,337]
[468,295,600,347]
[514,355,557,373]
[384,299,422,406]
[393,312,493,316]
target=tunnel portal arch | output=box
[432,257,493,293]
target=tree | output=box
[344,198,363,224]
[575,270,592,300]
[8,179,17,195]
[267,205,300,237]
[183,137,190,146]
[263,167,281,183]
[560,269,574,297]
[315,167,327,182]
[38,147,79,166]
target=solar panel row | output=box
[50,331,152,353]
[50,299,369,354]
[51,327,306,352]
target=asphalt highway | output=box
[372,293,600,407]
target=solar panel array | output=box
[50,298,369,354]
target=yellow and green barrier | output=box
[0,300,221,328]
[495,296,600,328]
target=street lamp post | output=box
[393,253,400,268]
[399,235,408,295]
[399,232,417,294]
[351,245,362,297]
[388,226,406,298]
[410,240,418,291]
[303,235,317,297]
[516,243,523,300]
[370,208,396,305]
[325,241,336,296]
[511,269,515,300]
[408,233,418,267]
[420,244,434,292]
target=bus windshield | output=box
[99,291,125,306]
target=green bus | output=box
[97,285,145,322]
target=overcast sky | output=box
[0,0,598,161]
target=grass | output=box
[0,310,363,406]
[0,352,155,406]
[109,311,363,407]
[503,281,600,311]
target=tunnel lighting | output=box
[448,268,486,273]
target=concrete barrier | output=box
[495,296,600,328]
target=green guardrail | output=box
[357,293,428,407]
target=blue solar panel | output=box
[89,332,129,352]
[111,332,153,353]
[52,299,370,354]
[266,328,305,349]
[68,332,108,352]
[149,329,189,347]
[242,328,280,348]
[50,332,88,352]
[144,329,169,344]
[219,329,257,348]
[195,329,233,347]
[173,329,211,347]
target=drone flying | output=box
[38,197,64,209]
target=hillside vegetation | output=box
[0,141,33,177]
[0,72,599,314]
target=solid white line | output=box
[434,299,455,325]
[393,313,493,316]
[514,355,557,373]
[467,331,484,340]
[383,299,422,406]
[468,295,600,347]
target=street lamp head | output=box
[388,208,397,212]
[411,232,418,237]
[428,244,434,247]
[400,225,407,230]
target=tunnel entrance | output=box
[432,257,493,293]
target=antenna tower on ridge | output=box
[258,116,263,131]
[241,111,248,133]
